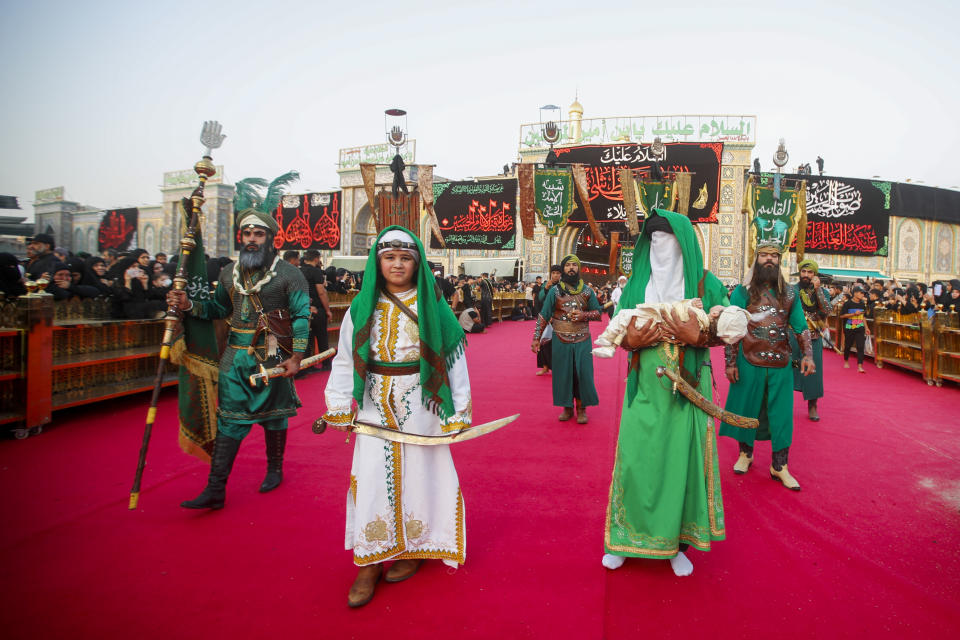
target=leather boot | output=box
[733,442,753,474]
[558,407,574,421]
[347,564,382,608]
[259,428,286,493]
[575,401,588,424]
[385,559,423,583]
[808,400,820,422]
[771,448,801,491]
[181,433,242,509]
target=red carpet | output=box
[2,319,959,639]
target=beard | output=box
[757,262,780,285]
[238,239,275,271]
[799,275,813,288]
[561,269,580,287]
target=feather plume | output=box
[262,171,300,214]
[233,177,268,212]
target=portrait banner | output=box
[98,208,138,252]
[429,179,517,250]
[534,167,574,235]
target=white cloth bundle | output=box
[592,300,749,358]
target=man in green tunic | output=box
[531,255,602,424]
[602,209,728,577]
[789,259,833,421]
[167,209,310,509]
[720,245,814,491]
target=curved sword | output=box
[314,413,519,445]
[656,366,758,429]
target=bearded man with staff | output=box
[166,208,313,509]
[318,226,481,608]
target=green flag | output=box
[173,206,221,461]
[534,168,575,235]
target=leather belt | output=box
[368,361,420,376]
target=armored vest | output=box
[551,290,591,343]
[741,287,796,368]
[220,260,301,330]
[797,284,830,338]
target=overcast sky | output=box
[2,0,957,215]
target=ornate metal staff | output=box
[129,121,225,510]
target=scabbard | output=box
[655,366,759,429]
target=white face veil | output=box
[644,230,684,303]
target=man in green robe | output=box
[720,245,814,491]
[167,208,311,509]
[531,255,602,424]
[789,258,833,421]
[602,209,728,577]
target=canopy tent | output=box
[817,267,888,280]
[327,256,369,273]
[459,257,523,280]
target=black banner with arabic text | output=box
[551,142,722,225]
[778,174,890,256]
[234,192,342,251]
[429,179,517,250]
[98,208,138,252]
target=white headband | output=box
[376,229,419,261]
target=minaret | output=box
[568,95,583,143]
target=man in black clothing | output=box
[478,272,494,327]
[24,233,59,280]
[300,249,333,371]
[531,276,544,316]
[839,286,870,373]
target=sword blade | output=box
[248,348,336,386]
[342,413,520,446]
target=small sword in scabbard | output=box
[313,413,519,445]
[248,347,336,387]
[655,366,759,429]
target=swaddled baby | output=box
[592,298,750,358]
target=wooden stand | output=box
[0,295,176,439]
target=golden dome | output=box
[569,98,583,116]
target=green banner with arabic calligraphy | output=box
[637,181,677,217]
[618,246,635,277]
[747,178,804,255]
[534,168,574,235]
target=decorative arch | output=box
[352,203,377,255]
[87,228,97,253]
[896,218,922,272]
[73,228,85,253]
[143,225,156,256]
[934,223,955,274]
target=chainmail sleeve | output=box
[816,286,833,314]
[725,340,740,368]
[533,315,548,342]
[797,328,814,360]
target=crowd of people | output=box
[5,232,958,329]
